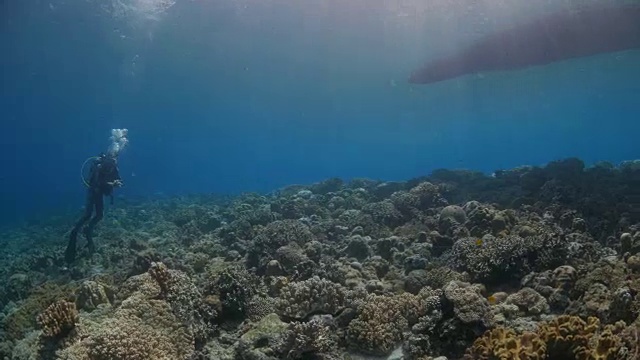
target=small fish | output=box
[487,295,497,305]
[475,238,483,246]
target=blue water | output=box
[1,0,639,227]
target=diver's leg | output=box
[66,192,94,263]
[84,194,104,254]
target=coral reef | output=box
[1,157,639,359]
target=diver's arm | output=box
[107,166,123,187]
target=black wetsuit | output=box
[66,155,121,263]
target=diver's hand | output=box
[108,180,124,187]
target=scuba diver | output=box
[66,129,128,264]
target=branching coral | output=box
[389,181,447,218]
[347,292,429,356]
[86,296,194,360]
[256,220,314,249]
[449,233,567,283]
[443,281,493,327]
[362,200,404,228]
[37,300,79,338]
[568,258,640,323]
[148,261,171,296]
[124,263,215,343]
[248,219,315,271]
[281,319,336,359]
[3,282,76,341]
[58,272,196,360]
[163,268,216,342]
[207,263,259,319]
[276,276,349,320]
[409,182,448,210]
[246,295,277,322]
[504,287,550,316]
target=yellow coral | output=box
[465,315,627,360]
[539,315,598,358]
[589,327,623,360]
[465,327,545,360]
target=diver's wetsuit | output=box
[66,154,121,263]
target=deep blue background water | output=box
[1,0,639,227]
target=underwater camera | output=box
[81,129,129,187]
